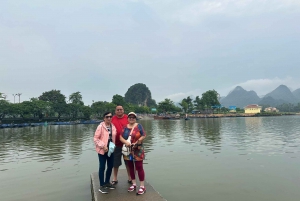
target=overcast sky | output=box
[1,0,300,104]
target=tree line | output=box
[0,84,222,121]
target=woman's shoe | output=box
[111,180,118,185]
[137,186,146,195]
[105,183,116,189]
[128,184,136,192]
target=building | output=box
[264,107,279,112]
[244,104,262,114]
[228,106,237,113]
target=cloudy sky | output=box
[1,0,300,104]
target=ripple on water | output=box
[0,118,300,200]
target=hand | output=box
[125,142,131,147]
[104,146,108,152]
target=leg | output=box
[127,160,137,192]
[98,153,106,186]
[127,160,135,181]
[135,160,146,195]
[124,159,132,182]
[113,167,119,182]
[135,161,145,186]
[105,153,114,185]
[112,147,122,182]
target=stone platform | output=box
[90,169,166,201]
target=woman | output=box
[120,112,147,195]
[94,112,117,194]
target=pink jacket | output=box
[94,122,117,155]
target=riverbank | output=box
[0,120,102,129]
[187,112,297,118]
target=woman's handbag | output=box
[122,125,136,156]
[107,125,115,157]
[108,141,115,157]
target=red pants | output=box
[127,160,145,181]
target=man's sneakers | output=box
[98,186,108,194]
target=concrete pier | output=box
[90,169,166,201]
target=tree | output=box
[69,92,84,105]
[134,105,150,114]
[67,103,81,119]
[81,106,92,119]
[158,98,179,113]
[19,101,34,118]
[30,98,51,119]
[123,103,135,114]
[193,96,202,111]
[179,100,188,113]
[0,100,10,120]
[147,99,157,108]
[91,101,116,117]
[124,83,153,106]
[38,90,67,119]
[39,90,66,104]
[201,90,220,109]
[181,96,194,113]
[112,94,126,106]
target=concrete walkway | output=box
[90,169,166,201]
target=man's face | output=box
[115,106,124,117]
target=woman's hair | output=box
[102,112,111,118]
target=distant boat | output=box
[81,120,102,124]
[153,115,172,120]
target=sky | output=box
[1,0,300,105]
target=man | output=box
[111,105,131,184]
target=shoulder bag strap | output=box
[127,123,137,142]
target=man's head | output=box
[115,105,124,118]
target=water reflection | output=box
[0,125,99,170]
[1,117,300,201]
[1,117,299,169]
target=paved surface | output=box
[91,169,166,201]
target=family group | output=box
[93,105,146,195]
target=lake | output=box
[1,116,300,201]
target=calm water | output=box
[1,116,300,201]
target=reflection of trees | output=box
[139,120,155,154]
[67,125,85,159]
[230,117,262,149]
[141,119,222,154]
[197,118,222,152]
[155,120,177,142]
[0,129,11,163]
[0,125,90,164]
[25,126,67,162]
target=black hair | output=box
[103,112,112,118]
[116,104,123,108]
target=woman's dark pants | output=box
[98,152,114,186]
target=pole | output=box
[17,93,22,103]
[12,94,17,103]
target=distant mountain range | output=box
[221,85,300,108]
